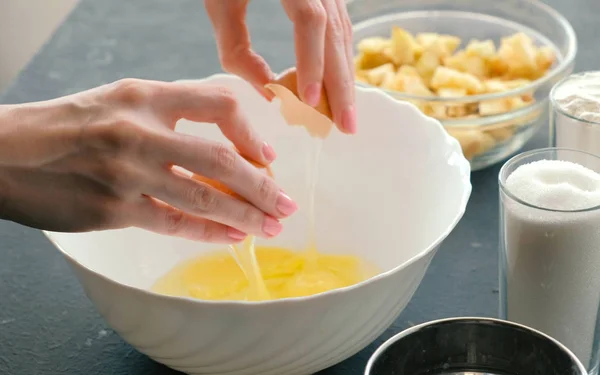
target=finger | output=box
[147,170,283,238]
[204,0,275,100]
[154,82,277,165]
[280,0,327,106]
[336,0,355,77]
[134,196,246,243]
[321,0,357,134]
[155,136,298,219]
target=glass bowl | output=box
[348,0,577,171]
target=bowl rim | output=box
[44,73,472,307]
[364,316,587,375]
[349,0,578,102]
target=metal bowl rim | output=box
[364,316,587,375]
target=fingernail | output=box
[303,82,321,107]
[227,227,247,241]
[253,84,275,101]
[263,89,276,101]
[262,216,283,237]
[262,142,277,163]
[341,105,357,134]
[276,191,298,216]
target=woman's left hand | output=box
[205,0,356,134]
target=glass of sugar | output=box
[550,71,600,157]
[499,147,600,375]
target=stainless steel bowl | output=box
[365,317,586,375]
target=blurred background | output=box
[0,0,79,93]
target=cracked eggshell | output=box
[265,67,334,139]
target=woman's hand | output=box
[205,0,356,134]
[0,79,297,243]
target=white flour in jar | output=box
[503,159,600,368]
[553,71,600,156]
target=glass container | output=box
[499,147,600,374]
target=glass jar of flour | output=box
[499,148,600,375]
[550,71,600,157]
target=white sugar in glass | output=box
[499,148,600,375]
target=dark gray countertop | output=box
[0,0,596,374]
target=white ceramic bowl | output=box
[45,75,471,375]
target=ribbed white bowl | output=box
[45,74,471,375]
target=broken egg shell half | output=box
[265,68,334,139]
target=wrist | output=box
[0,171,8,221]
[0,105,11,218]
[0,106,11,219]
[0,97,85,164]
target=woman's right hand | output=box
[0,79,297,243]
